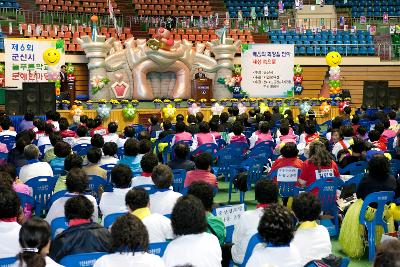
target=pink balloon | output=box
[330,73,340,80]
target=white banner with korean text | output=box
[241,44,294,97]
[5,38,65,88]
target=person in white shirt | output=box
[94,213,165,267]
[231,180,279,264]
[291,193,332,265]
[131,153,158,187]
[37,123,54,148]
[103,122,120,143]
[99,142,119,166]
[72,125,92,148]
[19,144,54,183]
[331,126,354,160]
[11,217,63,267]
[116,126,135,148]
[0,189,21,258]
[0,116,17,137]
[246,204,302,267]
[163,195,222,267]
[149,164,182,216]
[126,188,173,243]
[46,168,98,225]
[99,164,131,223]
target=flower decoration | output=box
[91,75,110,94]
[211,103,224,115]
[230,98,238,102]
[163,99,171,104]
[200,99,207,103]
[188,103,201,115]
[98,99,108,104]
[97,103,111,119]
[70,105,84,123]
[238,103,247,115]
[187,99,196,103]
[153,99,162,103]
[300,101,312,114]
[122,103,137,120]
[66,63,74,74]
[174,98,182,102]
[121,99,129,104]
[131,99,139,104]
[109,99,120,105]
[162,104,177,119]
[319,102,331,116]
[210,99,217,103]
[259,103,269,113]
[86,100,93,103]
[61,100,70,104]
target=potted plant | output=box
[131,99,139,108]
[275,98,282,106]
[310,97,318,106]
[283,98,291,105]
[85,100,94,109]
[74,100,82,106]
[110,99,120,109]
[153,99,162,108]
[241,97,249,106]
[61,100,70,110]
[174,98,182,108]
[210,99,217,106]
[199,99,207,108]
[220,98,228,106]
[121,99,129,108]
[293,98,300,106]
[249,98,257,107]
[163,99,171,107]
[187,99,196,107]
[230,98,238,107]
[267,98,274,107]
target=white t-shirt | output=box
[0,222,21,258]
[11,256,63,267]
[0,130,17,137]
[291,225,332,266]
[19,162,54,183]
[163,232,222,267]
[37,135,51,148]
[231,208,264,264]
[72,137,92,147]
[116,138,127,148]
[99,188,130,223]
[142,213,173,243]
[99,156,119,166]
[246,245,302,267]
[45,193,98,225]
[103,133,120,144]
[131,176,155,188]
[94,252,165,267]
[149,190,182,216]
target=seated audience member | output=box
[116,126,135,148]
[90,117,108,137]
[99,164,132,220]
[118,138,141,173]
[351,115,360,134]
[91,133,105,149]
[368,129,387,151]
[209,120,222,139]
[298,141,339,191]
[163,195,222,267]
[83,148,107,180]
[0,116,17,137]
[356,126,368,141]
[228,121,247,144]
[231,180,279,264]
[196,112,204,123]
[246,204,301,267]
[228,107,239,123]
[138,130,151,141]
[49,195,111,262]
[54,153,83,193]
[99,142,118,166]
[295,114,306,135]
[150,164,182,215]
[372,105,387,121]
[271,106,284,123]
[15,218,62,267]
[275,123,297,146]
[298,121,319,149]
[186,114,199,135]
[44,132,63,163]
[78,115,88,126]
[168,143,195,171]
[269,142,303,174]
[46,112,60,131]
[341,106,352,121]
[176,114,185,123]
[19,111,35,132]
[158,120,175,140]
[249,122,273,149]
[49,141,71,173]
[171,121,192,146]
[46,168,98,224]
[220,112,232,132]
[59,117,76,139]
[126,188,173,243]
[388,111,398,127]
[138,139,152,162]
[37,123,54,148]
[103,122,119,143]
[338,137,366,169]
[329,129,341,147]
[34,119,46,139]
[382,118,397,139]
[184,152,217,188]
[188,181,226,245]
[291,193,332,265]
[93,214,166,267]
[0,188,21,258]
[332,125,354,159]
[72,125,91,147]
[373,239,400,267]
[148,115,162,137]
[8,134,30,168]
[191,122,217,150]
[131,153,159,187]
[19,144,53,183]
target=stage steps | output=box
[298,66,328,99]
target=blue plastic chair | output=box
[0,135,15,151]
[117,147,124,159]
[87,175,109,202]
[25,176,57,216]
[390,159,400,176]
[359,191,395,261]
[305,177,344,236]
[190,143,218,159]
[226,142,249,157]
[170,140,193,160]
[272,167,301,198]
[59,252,107,267]
[46,190,68,209]
[238,233,263,267]
[172,169,186,193]
[339,161,368,175]
[154,134,174,163]
[214,148,242,182]
[216,138,227,149]
[343,173,364,191]
[134,184,157,195]
[0,256,17,266]
[72,143,92,156]
[17,192,36,216]
[51,217,68,239]
[100,163,117,183]
[103,212,126,228]
[148,242,169,257]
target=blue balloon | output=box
[97,104,111,119]
[300,101,311,114]
[294,85,304,95]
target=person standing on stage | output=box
[59,65,69,101]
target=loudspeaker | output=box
[22,82,56,115]
[40,83,56,115]
[341,89,351,100]
[5,89,24,115]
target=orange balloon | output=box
[55,87,60,96]
[91,15,98,23]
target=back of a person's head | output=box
[171,195,207,236]
[16,135,31,152]
[150,115,159,125]
[187,114,197,124]
[378,105,385,110]
[248,109,256,117]
[374,239,400,267]
[232,121,243,136]
[103,142,118,157]
[87,148,102,164]
[49,132,62,147]
[0,163,17,180]
[18,218,51,267]
[44,123,54,135]
[357,126,367,137]
[152,164,173,189]
[174,143,190,160]
[341,125,354,137]
[232,107,239,116]
[257,204,295,246]
[91,134,104,148]
[163,120,172,131]
[52,112,61,122]
[66,168,88,193]
[272,106,279,114]
[255,180,279,204]
[352,114,360,124]
[110,214,149,254]
[187,181,214,211]
[175,121,186,133]
[111,164,132,188]
[24,111,35,121]
[0,171,13,188]
[331,117,343,129]
[388,111,396,120]
[368,154,389,178]
[258,122,269,134]
[195,152,212,170]
[382,118,390,129]
[76,125,88,137]
[59,117,69,131]
[374,123,385,134]
[343,106,352,115]
[80,115,88,124]
[138,130,150,141]
[279,124,289,136]
[65,195,94,221]
[24,144,40,160]
[54,141,71,158]
[176,114,184,123]
[209,120,219,132]
[196,112,204,123]
[64,153,83,171]
[35,119,45,131]
[368,129,381,142]
[94,116,102,127]
[124,138,139,157]
[125,188,149,211]
[140,153,158,173]
[351,137,366,154]
[309,140,332,167]
[220,112,229,123]
[292,192,321,222]
[304,120,316,135]
[198,122,210,133]
[123,126,135,138]
[0,188,20,219]
[108,122,118,133]
[139,139,152,154]
[86,118,95,129]
[0,116,12,130]
[280,142,299,158]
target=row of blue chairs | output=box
[270,29,372,37]
[292,45,375,56]
[271,35,374,43]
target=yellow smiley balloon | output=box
[43,48,61,66]
[325,51,342,67]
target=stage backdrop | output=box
[4,39,65,88]
[241,44,294,98]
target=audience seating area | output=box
[226,0,294,18]
[134,0,212,16]
[34,0,120,14]
[0,0,19,9]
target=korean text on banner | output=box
[241,44,294,97]
[4,39,65,88]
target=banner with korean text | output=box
[5,39,65,88]
[241,44,294,97]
